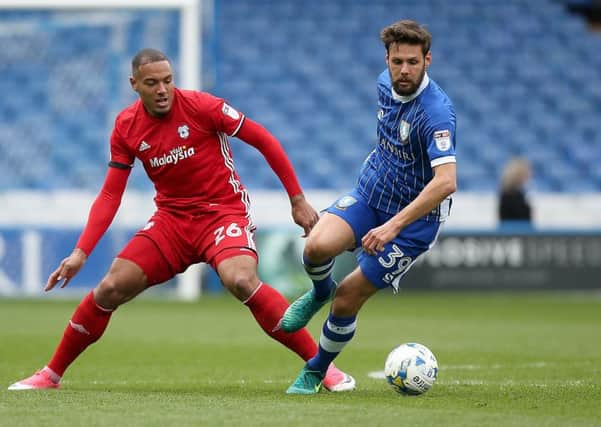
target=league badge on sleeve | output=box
[433,130,451,151]
[222,103,240,120]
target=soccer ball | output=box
[384,342,438,395]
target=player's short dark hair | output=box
[380,20,432,56]
[131,48,170,75]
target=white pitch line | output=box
[368,371,386,379]
[367,373,591,387]
[369,361,552,379]
[443,362,549,370]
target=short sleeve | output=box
[425,121,456,168]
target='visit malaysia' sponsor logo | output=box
[149,145,195,168]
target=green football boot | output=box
[280,286,334,333]
[286,366,324,395]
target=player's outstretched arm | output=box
[45,166,130,291]
[290,193,319,237]
[236,119,318,235]
[45,248,88,291]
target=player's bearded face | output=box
[130,60,175,117]
[387,43,431,96]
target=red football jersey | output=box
[110,88,250,213]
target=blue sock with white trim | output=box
[303,254,335,301]
[306,313,357,375]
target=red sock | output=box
[47,291,113,377]
[244,283,317,361]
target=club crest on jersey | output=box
[399,120,411,144]
[433,130,452,151]
[178,125,190,139]
[335,195,357,210]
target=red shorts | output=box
[117,208,258,285]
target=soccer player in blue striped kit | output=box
[281,19,457,394]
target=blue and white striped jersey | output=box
[356,71,456,222]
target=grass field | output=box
[1,292,600,427]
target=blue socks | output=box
[307,313,357,374]
[303,254,335,301]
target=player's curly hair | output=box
[380,20,432,56]
[131,48,169,75]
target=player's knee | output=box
[95,276,136,309]
[304,236,332,263]
[222,271,259,301]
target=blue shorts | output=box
[325,189,442,291]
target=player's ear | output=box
[425,51,432,68]
[129,76,138,92]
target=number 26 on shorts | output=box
[213,223,242,246]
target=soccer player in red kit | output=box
[8,48,355,392]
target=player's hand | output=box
[361,221,400,255]
[45,248,88,292]
[290,194,320,237]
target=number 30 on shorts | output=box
[213,223,243,246]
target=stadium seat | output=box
[1,1,600,192]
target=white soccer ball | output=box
[384,342,438,395]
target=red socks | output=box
[47,291,113,377]
[46,284,316,378]
[244,283,317,361]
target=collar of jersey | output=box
[391,72,430,104]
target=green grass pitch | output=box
[1,292,600,427]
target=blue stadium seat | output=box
[1,1,600,192]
